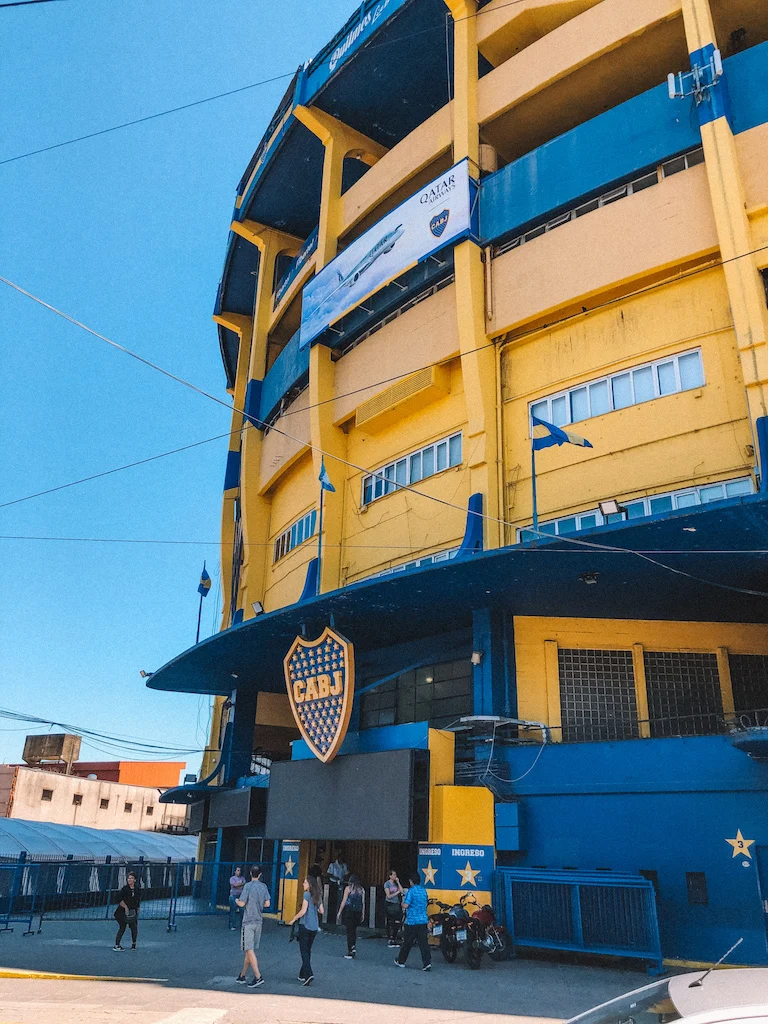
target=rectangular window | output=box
[522,476,754,540]
[529,350,704,432]
[558,648,639,742]
[360,659,472,731]
[145,806,154,816]
[686,872,708,905]
[41,789,53,802]
[728,654,768,725]
[124,802,133,813]
[645,651,723,737]
[72,794,82,806]
[100,798,109,810]
[273,508,317,563]
[362,433,462,507]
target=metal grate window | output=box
[644,652,722,736]
[728,654,768,726]
[558,649,639,742]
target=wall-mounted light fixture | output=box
[139,670,153,679]
[598,499,627,519]
[251,601,264,616]
[470,651,483,666]
[579,571,599,586]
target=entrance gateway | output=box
[270,626,496,921]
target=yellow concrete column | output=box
[228,220,302,615]
[631,643,651,739]
[681,0,768,425]
[716,646,736,718]
[444,0,501,549]
[543,639,562,738]
[293,105,387,269]
[211,311,253,628]
[309,344,347,593]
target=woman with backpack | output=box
[336,874,365,959]
[288,875,324,985]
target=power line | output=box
[0,430,235,509]
[0,0,67,7]
[0,0,535,168]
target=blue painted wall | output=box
[479,40,768,246]
[291,720,430,760]
[499,736,768,965]
[258,331,310,425]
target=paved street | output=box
[0,917,673,1024]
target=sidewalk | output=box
[0,916,676,1024]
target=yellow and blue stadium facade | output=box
[150,0,768,967]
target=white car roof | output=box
[669,969,768,1016]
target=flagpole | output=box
[316,482,325,597]
[530,441,539,542]
[196,560,206,644]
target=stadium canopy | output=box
[0,818,197,861]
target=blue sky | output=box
[0,0,353,770]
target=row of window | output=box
[529,349,705,431]
[273,509,317,563]
[362,432,462,506]
[359,659,473,732]
[494,147,705,257]
[521,476,754,540]
[365,547,459,581]
[557,649,768,743]
[41,789,152,814]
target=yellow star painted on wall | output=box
[284,856,296,876]
[457,861,480,887]
[421,861,437,885]
[725,829,755,859]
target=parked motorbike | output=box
[471,902,512,962]
[428,893,499,968]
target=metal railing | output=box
[494,867,663,973]
[0,857,279,934]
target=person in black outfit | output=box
[113,870,140,950]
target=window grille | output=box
[644,652,722,737]
[728,653,768,726]
[557,648,639,742]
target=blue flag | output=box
[531,415,593,452]
[319,459,336,493]
[198,565,211,597]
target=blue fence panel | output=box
[494,867,662,973]
[168,860,279,930]
[0,860,38,935]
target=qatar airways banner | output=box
[299,159,475,350]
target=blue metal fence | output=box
[493,867,663,973]
[0,857,279,934]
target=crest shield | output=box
[429,209,450,237]
[283,627,355,763]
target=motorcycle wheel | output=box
[466,944,483,970]
[489,945,509,962]
[440,935,458,963]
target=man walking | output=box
[394,871,431,971]
[235,865,271,988]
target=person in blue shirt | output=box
[394,872,431,970]
[289,875,324,986]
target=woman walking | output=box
[113,870,140,950]
[337,874,365,959]
[228,866,245,929]
[289,875,324,985]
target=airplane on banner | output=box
[337,223,404,289]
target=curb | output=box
[0,967,166,982]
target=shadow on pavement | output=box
[0,916,670,1020]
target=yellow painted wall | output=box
[429,785,495,845]
[514,616,768,730]
[501,266,754,531]
[342,363,469,583]
[261,451,317,612]
[491,164,717,337]
[258,390,311,494]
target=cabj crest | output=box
[283,626,355,763]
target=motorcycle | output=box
[429,893,493,969]
[471,902,513,962]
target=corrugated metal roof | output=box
[0,818,197,861]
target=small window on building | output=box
[124,802,133,813]
[145,805,154,816]
[100,798,109,810]
[686,871,708,905]
[72,794,83,806]
[761,269,768,309]
[41,789,53,802]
